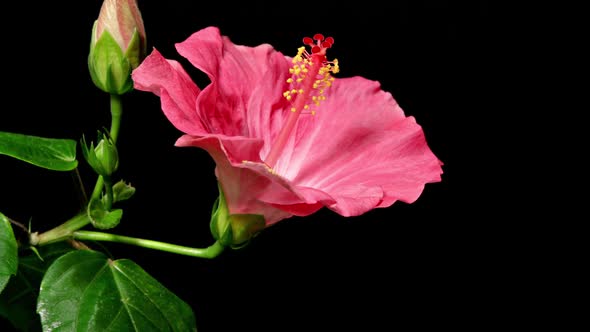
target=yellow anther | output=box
[279,42,340,119]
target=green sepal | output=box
[88,197,122,230]
[227,214,265,249]
[209,183,265,249]
[88,22,133,95]
[209,195,234,246]
[124,28,144,69]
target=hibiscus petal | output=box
[175,26,292,141]
[175,134,337,224]
[131,48,205,135]
[280,77,443,216]
[175,134,293,224]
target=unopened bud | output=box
[88,0,146,94]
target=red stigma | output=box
[303,33,334,54]
[313,33,325,41]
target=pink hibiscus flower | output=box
[132,26,443,225]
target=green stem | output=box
[104,176,114,210]
[91,177,104,202]
[73,230,225,259]
[90,94,123,201]
[32,213,90,246]
[90,175,104,199]
[109,94,122,143]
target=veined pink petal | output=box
[175,27,292,142]
[131,49,205,135]
[175,135,291,224]
[96,0,145,51]
[278,77,443,216]
[175,134,336,224]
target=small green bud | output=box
[81,132,119,177]
[210,183,265,249]
[111,180,136,203]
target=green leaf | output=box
[0,131,78,171]
[0,213,18,293]
[0,243,73,331]
[38,250,196,331]
[88,197,123,229]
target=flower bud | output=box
[210,184,265,248]
[81,132,119,177]
[88,0,146,95]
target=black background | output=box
[0,1,498,331]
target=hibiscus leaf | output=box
[0,212,18,293]
[0,243,73,331]
[0,131,78,171]
[37,250,196,331]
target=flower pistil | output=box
[264,34,339,167]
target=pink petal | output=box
[174,27,292,142]
[271,76,443,216]
[131,49,205,135]
[175,134,338,224]
[175,134,293,224]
